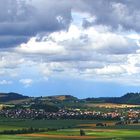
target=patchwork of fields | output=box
[0,119,139,140]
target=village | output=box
[0,107,139,124]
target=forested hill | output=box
[106,93,140,104]
[0,92,29,102]
[85,93,140,105]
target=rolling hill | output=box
[0,92,139,105]
[85,93,140,105]
[0,92,29,103]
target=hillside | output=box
[105,93,140,104]
[46,95,78,102]
[85,93,140,105]
[0,92,29,103]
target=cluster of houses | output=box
[0,108,139,121]
[128,109,140,118]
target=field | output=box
[0,128,140,140]
[0,118,139,140]
[87,103,140,108]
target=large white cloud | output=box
[9,16,139,85]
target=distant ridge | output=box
[0,92,140,105]
[106,93,140,104]
[85,93,140,105]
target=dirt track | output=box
[19,134,102,139]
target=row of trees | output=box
[0,127,57,135]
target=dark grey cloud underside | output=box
[0,0,72,48]
[0,0,140,48]
[79,0,140,31]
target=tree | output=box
[80,129,85,136]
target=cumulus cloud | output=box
[17,23,138,57]
[0,54,24,68]
[8,13,138,85]
[19,78,33,87]
[16,37,66,55]
[0,80,12,85]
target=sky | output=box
[0,0,140,98]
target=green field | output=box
[0,135,60,140]
[0,118,139,140]
[0,129,140,140]
[0,118,101,130]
